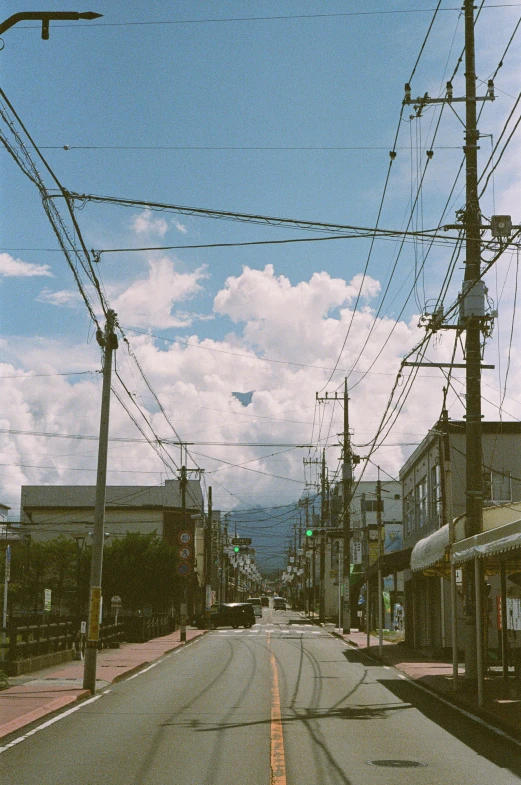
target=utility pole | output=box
[342,379,352,634]
[376,471,384,657]
[403,0,495,695]
[462,0,484,691]
[205,487,212,628]
[83,310,117,693]
[179,465,187,642]
[319,450,327,623]
[441,401,458,691]
[362,494,371,650]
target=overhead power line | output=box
[60,190,453,239]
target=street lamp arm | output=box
[0,11,102,39]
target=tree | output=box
[102,532,179,615]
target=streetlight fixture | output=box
[0,11,103,41]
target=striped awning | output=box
[410,524,450,572]
[451,518,521,564]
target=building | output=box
[400,420,521,653]
[20,480,206,613]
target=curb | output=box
[332,630,521,745]
[0,630,209,741]
[0,690,90,740]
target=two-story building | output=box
[400,420,521,653]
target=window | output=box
[483,470,512,502]
[415,476,427,527]
[364,499,383,512]
[430,464,442,520]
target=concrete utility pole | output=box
[376,471,384,657]
[319,451,327,623]
[205,487,212,627]
[180,465,188,642]
[403,0,495,695]
[342,379,352,634]
[83,310,117,693]
[362,494,371,649]
[462,0,484,688]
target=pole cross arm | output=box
[0,12,102,39]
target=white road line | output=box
[126,662,159,681]
[337,639,521,750]
[0,694,103,755]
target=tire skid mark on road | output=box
[268,632,287,785]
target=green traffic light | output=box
[305,529,313,537]
[234,546,240,552]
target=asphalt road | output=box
[1,608,521,785]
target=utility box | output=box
[491,215,512,239]
[459,280,487,321]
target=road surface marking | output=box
[0,694,103,755]
[126,661,159,681]
[268,632,287,785]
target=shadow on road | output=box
[378,677,521,779]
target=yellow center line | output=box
[268,631,287,785]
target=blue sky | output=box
[1,1,521,566]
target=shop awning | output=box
[410,524,449,573]
[366,546,413,580]
[451,518,521,564]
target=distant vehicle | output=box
[260,596,269,607]
[273,597,286,610]
[205,603,255,629]
[246,597,263,617]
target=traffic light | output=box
[306,528,343,538]
[233,546,240,553]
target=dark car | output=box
[273,597,286,610]
[260,596,270,607]
[208,603,256,629]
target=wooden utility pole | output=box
[83,310,117,693]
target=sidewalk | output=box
[334,628,521,743]
[0,628,206,740]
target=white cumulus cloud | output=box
[131,209,168,237]
[36,289,81,307]
[112,258,207,329]
[0,253,53,278]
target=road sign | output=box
[111,595,122,608]
[44,588,52,613]
[177,562,191,576]
[178,546,192,561]
[178,531,192,544]
[231,537,252,546]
